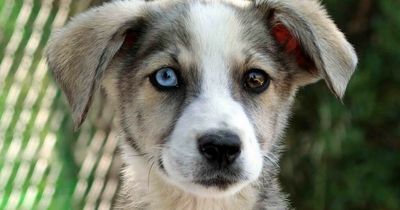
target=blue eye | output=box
[150,67,179,90]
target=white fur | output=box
[161,2,263,197]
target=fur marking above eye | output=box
[271,23,314,70]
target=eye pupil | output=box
[163,71,171,79]
[244,69,270,93]
[248,74,264,87]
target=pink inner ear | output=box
[271,23,314,70]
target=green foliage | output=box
[281,0,400,209]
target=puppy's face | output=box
[116,2,294,196]
[47,0,357,197]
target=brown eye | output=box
[243,69,270,94]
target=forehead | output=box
[127,0,281,84]
[148,2,266,47]
[188,2,248,57]
[186,1,274,58]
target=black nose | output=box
[198,131,241,167]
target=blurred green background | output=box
[0,0,399,210]
[281,0,400,210]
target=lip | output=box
[194,169,247,189]
[192,166,246,187]
[195,177,237,189]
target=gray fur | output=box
[46,1,148,127]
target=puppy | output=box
[46,0,357,209]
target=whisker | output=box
[130,152,149,157]
[264,154,279,168]
[147,159,156,189]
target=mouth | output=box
[195,176,237,189]
[159,158,246,191]
[193,167,246,189]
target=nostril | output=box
[197,130,242,167]
[226,145,241,162]
[200,144,220,161]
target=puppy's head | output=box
[47,0,357,197]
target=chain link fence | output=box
[0,0,120,209]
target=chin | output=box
[157,169,253,198]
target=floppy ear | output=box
[255,0,358,99]
[46,1,146,128]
